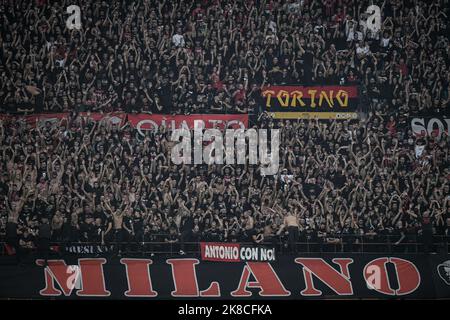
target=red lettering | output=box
[363,257,420,296]
[37,259,73,296]
[37,258,110,297]
[295,258,354,296]
[121,259,158,297]
[363,257,395,295]
[76,258,110,296]
[167,258,220,297]
[231,262,291,297]
[389,257,421,295]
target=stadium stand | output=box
[0,0,449,257]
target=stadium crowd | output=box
[0,0,449,257]
[0,0,449,116]
[0,110,448,255]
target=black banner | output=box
[0,254,449,299]
[261,86,358,119]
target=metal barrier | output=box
[1,234,448,256]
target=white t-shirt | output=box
[269,20,277,34]
[56,58,66,67]
[346,27,355,41]
[355,31,364,41]
[172,34,185,47]
[415,144,425,158]
[356,45,370,56]
[381,37,390,47]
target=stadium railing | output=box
[0,235,448,256]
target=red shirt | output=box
[192,7,205,20]
[347,74,357,82]
[387,120,397,136]
[211,73,224,91]
[399,63,408,76]
[234,89,246,103]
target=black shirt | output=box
[165,232,179,242]
[205,228,223,242]
[180,215,194,233]
[19,234,35,247]
[38,223,52,239]
[91,225,104,242]
[6,222,17,239]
